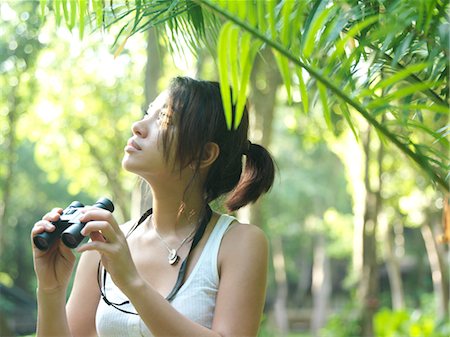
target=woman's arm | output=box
[31,209,76,337]
[66,250,101,337]
[212,223,269,336]
[36,288,72,337]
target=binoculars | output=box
[33,197,114,251]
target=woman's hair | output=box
[162,76,275,212]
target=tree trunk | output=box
[381,218,405,310]
[358,127,382,337]
[272,235,290,335]
[311,234,331,336]
[293,250,312,306]
[421,218,449,320]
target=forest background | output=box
[0,1,449,337]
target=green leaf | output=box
[53,0,62,26]
[289,1,307,52]
[246,0,257,27]
[392,103,449,115]
[280,0,295,46]
[267,0,276,39]
[256,0,266,33]
[296,68,308,113]
[68,0,77,31]
[301,0,327,52]
[236,0,246,21]
[234,38,261,129]
[40,0,47,17]
[372,63,431,92]
[61,0,70,28]
[274,52,292,103]
[366,81,439,109]
[133,0,142,32]
[302,7,334,58]
[339,102,359,142]
[317,81,333,131]
[92,0,104,28]
[229,26,240,104]
[218,22,233,129]
[405,121,450,148]
[79,0,87,39]
[329,15,378,64]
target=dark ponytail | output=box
[226,142,275,211]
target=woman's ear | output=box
[199,142,220,169]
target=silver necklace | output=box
[152,219,197,265]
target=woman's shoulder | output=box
[219,216,269,260]
[217,216,269,286]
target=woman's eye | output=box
[143,112,149,119]
[141,107,149,119]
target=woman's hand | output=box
[31,209,76,293]
[76,208,142,291]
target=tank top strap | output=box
[202,214,236,277]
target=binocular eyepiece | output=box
[33,197,114,251]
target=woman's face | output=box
[122,91,176,177]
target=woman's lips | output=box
[125,139,142,152]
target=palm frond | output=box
[39,0,450,191]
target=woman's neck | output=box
[144,177,205,236]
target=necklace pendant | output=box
[168,249,179,265]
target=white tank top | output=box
[95,214,235,337]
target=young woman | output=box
[31,77,275,337]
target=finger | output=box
[90,231,107,243]
[80,209,120,234]
[76,240,112,254]
[42,210,63,222]
[31,221,56,236]
[81,221,116,242]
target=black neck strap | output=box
[166,205,212,301]
[99,204,213,309]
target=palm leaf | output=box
[218,22,233,129]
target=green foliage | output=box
[374,308,450,337]
[320,302,361,337]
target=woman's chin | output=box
[122,157,134,172]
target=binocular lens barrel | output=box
[93,197,114,212]
[33,234,51,251]
[61,223,86,249]
[33,218,69,251]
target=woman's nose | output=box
[131,120,146,137]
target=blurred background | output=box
[0,1,449,337]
